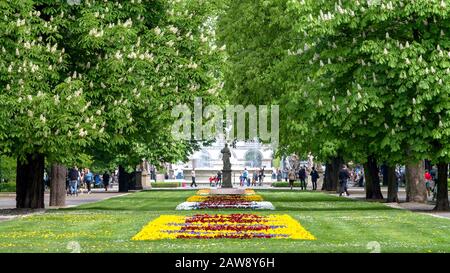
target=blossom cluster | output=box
[187,195,263,202]
[132,214,316,240]
[177,189,273,210]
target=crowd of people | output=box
[239,167,266,187]
[284,165,320,190]
[66,167,117,196]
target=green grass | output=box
[0,182,15,192]
[0,190,449,253]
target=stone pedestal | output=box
[222,169,232,188]
[210,188,245,195]
[141,170,151,189]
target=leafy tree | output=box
[0,0,224,207]
[218,0,450,210]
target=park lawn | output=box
[0,190,449,253]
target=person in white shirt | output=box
[191,168,197,187]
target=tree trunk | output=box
[49,163,67,207]
[381,163,388,186]
[364,155,383,200]
[322,157,342,191]
[405,160,427,203]
[434,163,449,211]
[424,160,432,172]
[16,153,45,209]
[322,162,331,191]
[118,165,129,192]
[386,165,399,203]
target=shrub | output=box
[0,182,16,192]
[151,182,181,188]
[271,182,302,187]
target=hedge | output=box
[0,182,16,192]
[271,182,302,187]
[151,182,181,188]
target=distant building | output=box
[172,138,275,183]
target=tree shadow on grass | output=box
[271,206,396,212]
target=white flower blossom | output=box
[154,26,162,36]
[166,40,174,47]
[79,128,87,137]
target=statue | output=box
[220,143,232,188]
[221,143,232,170]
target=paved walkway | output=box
[331,187,450,219]
[0,187,127,221]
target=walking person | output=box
[102,171,110,192]
[338,164,351,196]
[258,167,265,186]
[243,168,249,186]
[277,169,282,181]
[310,167,320,190]
[424,170,433,197]
[252,170,258,186]
[298,166,307,190]
[68,166,79,196]
[191,168,197,187]
[217,171,222,187]
[84,168,93,194]
[288,169,296,190]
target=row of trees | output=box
[217,0,450,210]
[1,0,224,208]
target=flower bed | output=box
[187,194,263,202]
[178,190,273,210]
[132,214,316,240]
[196,189,256,195]
[176,201,275,210]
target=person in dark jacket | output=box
[68,167,79,196]
[310,167,320,190]
[338,165,351,196]
[102,172,110,192]
[298,166,307,190]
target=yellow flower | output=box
[132,214,315,240]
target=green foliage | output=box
[271,182,301,187]
[0,156,16,183]
[1,0,225,171]
[150,182,181,188]
[218,0,450,166]
[0,182,15,192]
